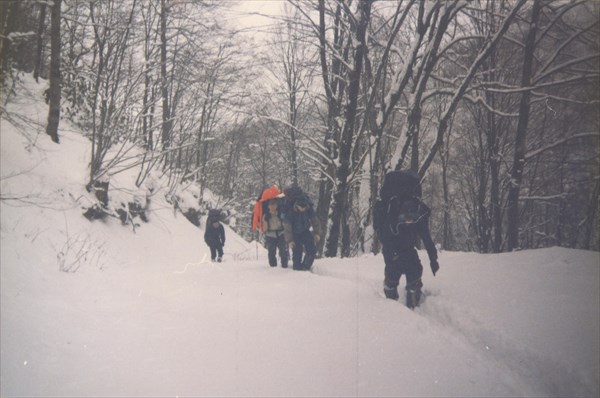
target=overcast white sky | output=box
[224,0,286,34]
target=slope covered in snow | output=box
[1,75,598,397]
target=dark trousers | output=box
[266,234,288,267]
[209,245,223,260]
[382,246,423,289]
[292,230,316,270]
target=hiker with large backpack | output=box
[204,209,225,262]
[252,186,288,268]
[373,170,439,308]
[282,185,321,271]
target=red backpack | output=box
[252,185,283,231]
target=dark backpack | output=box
[283,185,304,203]
[379,170,422,202]
[207,208,222,224]
[373,170,428,245]
[282,185,309,213]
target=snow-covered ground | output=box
[1,75,598,397]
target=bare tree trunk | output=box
[89,5,104,182]
[160,0,171,166]
[142,46,153,151]
[286,47,299,186]
[325,0,371,257]
[0,1,16,84]
[33,3,47,82]
[143,67,152,149]
[315,0,341,256]
[289,114,298,186]
[440,136,452,250]
[341,198,351,257]
[583,180,600,250]
[486,43,503,253]
[316,178,332,256]
[489,112,503,252]
[477,165,490,252]
[141,2,157,151]
[45,0,61,144]
[506,0,542,251]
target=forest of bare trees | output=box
[1,0,598,255]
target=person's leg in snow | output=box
[266,236,278,267]
[276,234,288,268]
[382,246,401,300]
[299,230,316,270]
[209,245,217,261]
[217,245,223,262]
[405,278,423,309]
[292,230,315,271]
[403,249,424,308]
[382,247,424,307]
[383,280,400,300]
[291,235,304,270]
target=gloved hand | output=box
[430,260,439,276]
[314,234,321,244]
[289,241,296,250]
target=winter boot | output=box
[383,281,399,300]
[302,253,315,271]
[405,278,423,309]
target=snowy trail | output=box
[311,254,598,397]
[420,293,579,397]
[2,240,598,397]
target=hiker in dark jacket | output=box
[283,191,321,271]
[262,198,288,268]
[204,216,225,262]
[373,170,439,308]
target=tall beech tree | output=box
[45,0,61,144]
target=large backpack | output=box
[283,185,303,201]
[379,170,422,202]
[207,208,222,224]
[373,170,428,245]
[282,185,314,214]
[252,185,284,231]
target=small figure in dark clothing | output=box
[283,188,322,271]
[263,199,289,268]
[373,170,439,308]
[204,213,225,262]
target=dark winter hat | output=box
[284,185,304,200]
